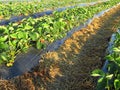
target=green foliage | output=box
[92,31,120,90]
[0,0,119,19]
[0,0,120,66]
[0,0,105,19]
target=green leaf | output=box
[36,41,41,49]
[115,57,120,65]
[97,77,107,90]
[42,23,49,29]
[0,35,8,42]
[0,26,7,34]
[24,25,33,30]
[113,47,120,53]
[10,33,18,38]
[11,40,18,46]
[18,32,28,39]
[91,69,105,77]
[106,74,113,79]
[0,52,8,61]
[106,55,114,61]
[0,59,3,64]
[1,55,7,61]
[114,79,120,90]
[17,32,22,39]
[10,51,16,57]
[0,43,8,49]
[22,47,29,52]
[9,27,14,31]
[38,27,42,35]
[29,32,39,41]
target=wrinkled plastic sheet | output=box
[0,1,118,80]
[102,29,120,72]
[0,0,109,25]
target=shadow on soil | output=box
[24,6,120,90]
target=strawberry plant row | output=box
[0,0,102,20]
[0,0,120,66]
[92,29,120,90]
[0,1,106,26]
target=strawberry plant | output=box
[92,30,120,90]
[0,0,120,66]
[0,0,104,19]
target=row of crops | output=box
[0,0,101,19]
[0,0,120,67]
[92,29,120,90]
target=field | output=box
[0,0,103,19]
[0,0,120,90]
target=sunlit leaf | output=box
[36,41,41,49]
[106,74,113,79]
[106,55,114,61]
[114,79,120,90]
[29,32,39,41]
[113,47,120,53]
[91,69,105,77]
[0,35,8,42]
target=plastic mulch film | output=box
[0,0,109,25]
[0,1,119,80]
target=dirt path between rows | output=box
[1,4,120,90]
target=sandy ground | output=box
[0,4,120,90]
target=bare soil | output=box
[1,4,120,90]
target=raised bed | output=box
[0,0,109,25]
[0,0,120,80]
[0,0,108,20]
[0,1,120,90]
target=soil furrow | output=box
[1,4,120,90]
